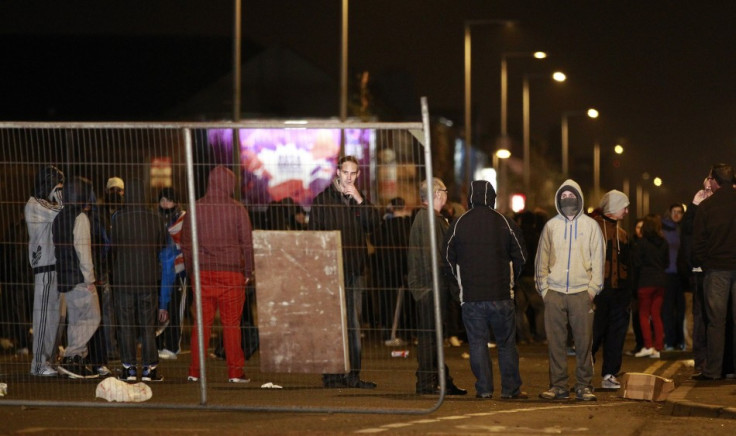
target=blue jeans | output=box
[462,299,522,397]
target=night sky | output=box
[2,0,735,214]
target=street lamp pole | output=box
[464,20,516,191]
[561,108,598,178]
[501,51,546,137]
[522,71,565,194]
[593,141,600,206]
[340,0,348,122]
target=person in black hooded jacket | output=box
[443,180,528,399]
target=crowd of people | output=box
[1,158,734,398]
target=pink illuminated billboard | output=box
[207,128,374,209]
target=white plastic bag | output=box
[95,377,152,402]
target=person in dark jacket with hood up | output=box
[443,180,528,400]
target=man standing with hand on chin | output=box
[309,155,380,389]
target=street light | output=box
[561,108,599,177]
[522,70,566,194]
[501,51,547,137]
[492,148,512,213]
[464,19,516,191]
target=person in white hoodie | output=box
[535,179,604,401]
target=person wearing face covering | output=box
[25,165,65,376]
[535,179,605,401]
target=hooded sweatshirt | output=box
[443,180,527,303]
[180,165,254,277]
[534,179,604,299]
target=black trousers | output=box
[592,288,630,377]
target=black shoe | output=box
[142,365,163,382]
[58,356,99,379]
[691,373,721,381]
[323,378,349,388]
[501,391,529,400]
[119,364,137,382]
[348,379,377,389]
[446,384,468,396]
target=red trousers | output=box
[638,286,665,351]
[188,270,246,379]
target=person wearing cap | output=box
[96,176,125,361]
[536,179,604,401]
[591,190,631,390]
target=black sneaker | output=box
[58,356,99,380]
[142,365,163,382]
[119,364,137,382]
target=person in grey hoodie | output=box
[536,179,604,401]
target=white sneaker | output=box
[187,375,199,382]
[448,336,463,347]
[650,350,660,359]
[634,347,655,357]
[158,349,178,360]
[487,342,497,349]
[601,374,621,389]
[33,364,58,377]
[228,377,251,383]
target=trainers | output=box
[58,356,99,380]
[32,363,58,377]
[94,365,111,377]
[228,377,251,383]
[142,365,163,382]
[158,349,178,360]
[119,364,137,382]
[187,375,199,382]
[575,386,597,401]
[650,350,660,358]
[539,386,570,400]
[634,347,655,357]
[601,374,621,389]
[448,336,463,347]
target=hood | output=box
[467,180,496,208]
[124,178,146,207]
[555,179,584,219]
[206,165,236,198]
[32,165,65,200]
[62,176,93,212]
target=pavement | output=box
[660,351,736,420]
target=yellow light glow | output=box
[653,177,663,187]
[614,145,624,154]
[587,108,599,118]
[495,149,511,159]
[552,71,566,82]
[534,51,547,59]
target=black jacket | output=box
[632,235,669,289]
[308,182,380,277]
[693,185,736,271]
[443,180,527,303]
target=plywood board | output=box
[253,230,349,374]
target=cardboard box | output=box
[621,372,675,401]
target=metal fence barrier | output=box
[0,108,454,413]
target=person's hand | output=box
[692,189,712,206]
[342,184,363,204]
[158,309,169,324]
[87,283,96,293]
